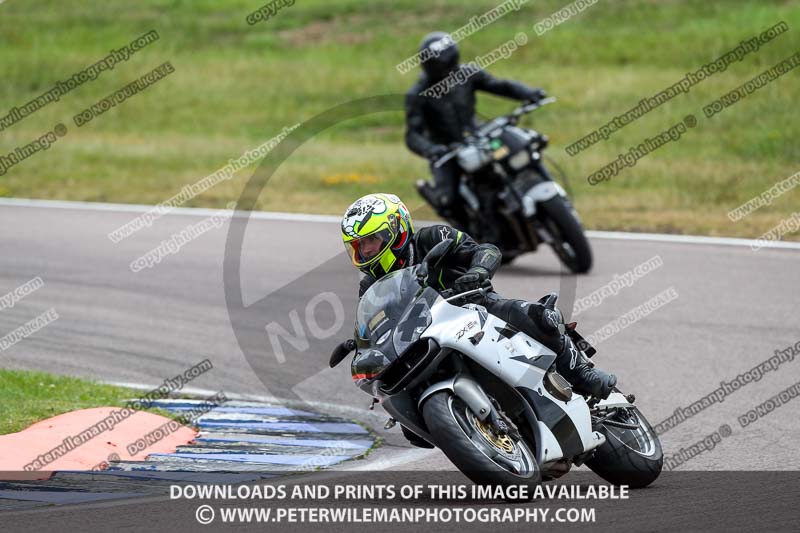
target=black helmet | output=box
[419,31,459,81]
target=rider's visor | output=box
[345,228,395,267]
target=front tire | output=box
[538,196,592,274]
[422,391,541,490]
[586,406,663,488]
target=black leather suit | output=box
[358,225,560,353]
[404,66,543,213]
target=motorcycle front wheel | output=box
[422,391,541,491]
[537,196,592,274]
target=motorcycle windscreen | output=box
[355,269,423,345]
[352,269,422,383]
[351,268,438,382]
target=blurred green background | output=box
[0,0,798,238]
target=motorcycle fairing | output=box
[423,298,601,464]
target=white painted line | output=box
[0,197,341,223]
[585,230,800,250]
[3,197,799,250]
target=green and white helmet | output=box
[341,193,414,278]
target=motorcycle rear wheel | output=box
[586,405,663,488]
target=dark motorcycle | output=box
[417,97,592,273]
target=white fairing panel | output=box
[596,391,633,409]
[423,298,599,463]
[425,299,554,389]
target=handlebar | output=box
[511,96,556,119]
[433,148,459,169]
[431,96,556,168]
[440,279,493,304]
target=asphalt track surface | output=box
[1,199,799,531]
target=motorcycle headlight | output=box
[457,145,491,172]
[392,300,433,355]
[508,149,530,169]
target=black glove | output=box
[525,88,546,103]
[454,267,490,293]
[425,144,449,161]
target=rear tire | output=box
[538,196,592,274]
[586,406,663,488]
[422,391,541,491]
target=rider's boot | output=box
[524,293,617,400]
[553,335,617,400]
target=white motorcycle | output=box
[330,240,662,489]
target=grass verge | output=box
[0,0,797,239]
[0,368,176,435]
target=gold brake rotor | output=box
[472,414,515,454]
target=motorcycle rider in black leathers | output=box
[405,31,546,229]
[340,193,616,448]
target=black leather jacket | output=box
[358,225,501,297]
[404,66,542,157]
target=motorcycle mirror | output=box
[329,339,356,368]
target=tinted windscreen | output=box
[356,269,422,345]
